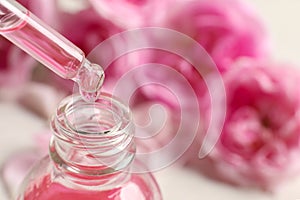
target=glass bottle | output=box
[16,93,162,200]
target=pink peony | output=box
[162,0,270,73]
[200,60,300,190]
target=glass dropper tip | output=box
[74,59,105,102]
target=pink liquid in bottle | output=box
[23,174,153,200]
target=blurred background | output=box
[252,0,300,65]
[1,0,300,199]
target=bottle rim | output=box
[52,93,133,142]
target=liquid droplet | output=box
[75,60,105,102]
[79,89,101,103]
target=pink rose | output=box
[89,0,171,28]
[162,0,270,73]
[198,60,300,190]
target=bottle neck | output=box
[49,94,135,187]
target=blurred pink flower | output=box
[98,0,270,110]
[60,8,122,55]
[132,101,181,154]
[129,50,207,108]
[20,0,58,25]
[200,60,300,190]
[89,0,170,28]
[162,0,270,72]
[0,38,34,88]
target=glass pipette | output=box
[0,0,105,101]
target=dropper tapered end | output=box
[74,59,105,102]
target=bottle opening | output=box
[64,101,122,135]
[56,93,131,138]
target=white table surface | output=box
[1,1,300,199]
